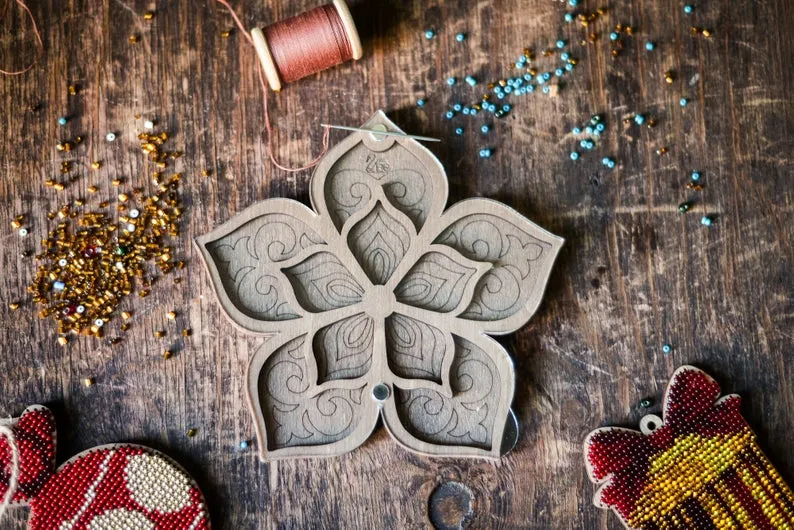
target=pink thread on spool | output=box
[250,0,363,91]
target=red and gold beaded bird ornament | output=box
[0,405,210,529]
[584,365,794,529]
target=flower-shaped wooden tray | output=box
[196,111,563,460]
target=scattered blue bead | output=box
[465,75,478,86]
[570,151,580,161]
[462,107,470,115]
[565,63,574,72]
[239,440,250,449]
[470,108,478,116]
[502,104,512,112]
[481,125,490,134]
[542,72,551,80]
[634,114,646,125]
[479,148,493,158]
[447,77,456,86]
[602,157,611,165]
[58,116,68,126]
[680,97,689,107]
[526,84,535,92]
[455,127,464,135]
[572,127,581,134]
[417,98,426,107]
[580,140,589,148]
[691,171,701,181]
[542,86,550,94]
[607,160,616,169]
[453,103,462,111]
[445,111,455,119]
[560,52,570,61]
[565,13,574,23]
[662,344,672,354]
[536,75,546,85]
[595,123,605,132]
[645,41,656,51]
[556,39,566,49]
[701,216,713,226]
[684,4,693,14]
[585,126,594,134]
[568,0,578,6]
[424,30,435,39]
[610,32,619,41]
[585,140,595,149]
[591,114,602,123]
[555,68,564,77]
[456,33,466,42]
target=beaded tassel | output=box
[584,366,794,530]
[0,406,209,529]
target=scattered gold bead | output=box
[121,311,132,320]
[118,193,129,203]
[182,328,191,337]
[656,147,669,155]
[166,311,177,320]
[83,377,94,387]
[88,185,98,193]
[154,330,165,338]
[9,302,20,310]
[186,428,197,437]
[143,10,155,20]
[163,349,173,359]
[58,336,69,346]
[129,34,140,44]
[220,30,232,38]
[68,84,78,95]
[91,161,101,170]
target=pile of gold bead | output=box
[27,129,186,345]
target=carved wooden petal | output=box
[434,199,564,335]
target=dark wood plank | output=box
[0,0,792,528]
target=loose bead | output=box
[106,132,117,142]
[58,116,67,126]
[455,32,466,42]
[453,103,462,111]
[479,148,492,158]
[417,98,426,107]
[678,202,691,213]
[556,39,566,49]
[445,111,454,119]
[465,75,478,86]
[570,151,580,161]
[610,32,619,41]
[568,0,578,6]
[701,215,713,226]
[455,127,464,135]
[239,440,250,450]
[662,343,672,353]
[447,77,456,86]
[143,119,155,129]
[645,41,656,51]
[424,29,435,39]
[564,13,574,23]
[684,4,693,13]
[634,114,645,125]
[481,125,490,134]
[640,398,652,408]
[691,171,701,181]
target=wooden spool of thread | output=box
[251,0,363,92]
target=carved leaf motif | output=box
[201,211,326,325]
[258,336,369,450]
[393,336,500,450]
[347,202,411,285]
[435,204,563,332]
[282,252,365,312]
[385,314,448,384]
[314,313,374,383]
[394,251,479,313]
[322,141,439,232]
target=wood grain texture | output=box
[0,0,792,528]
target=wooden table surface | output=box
[1,0,792,528]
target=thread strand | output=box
[215,0,330,172]
[0,0,43,76]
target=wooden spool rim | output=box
[251,27,282,92]
[332,0,363,60]
[250,0,363,92]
